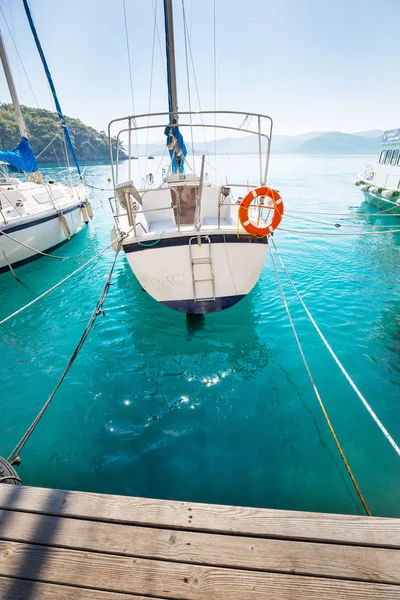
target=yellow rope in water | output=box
[269,245,371,516]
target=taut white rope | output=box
[271,238,400,458]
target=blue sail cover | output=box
[164,125,187,173]
[0,137,38,173]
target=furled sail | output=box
[0,137,38,173]
[164,125,187,173]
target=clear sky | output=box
[0,0,399,137]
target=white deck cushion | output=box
[141,189,176,224]
[149,219,175,232]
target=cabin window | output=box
[384,150,392,165]
[379,150,386,163]
[391,150,399,165]
[397,153,400,166]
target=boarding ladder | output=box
[189,236,216,303]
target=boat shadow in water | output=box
[186,313,206,335]
[115,261,270,369]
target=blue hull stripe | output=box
[161,294,245,314]
[1,203,83,234]
[124,233,268,253]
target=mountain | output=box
[353,129,384,139]
[129,129,382,156]
[0,104,128,163]
[295,132,381,154]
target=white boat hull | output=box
[123,232,268,314]
[0,204,86,273]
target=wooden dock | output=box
[0,485,399,599]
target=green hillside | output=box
[0,104,127,163]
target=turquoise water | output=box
[1,154,399,517]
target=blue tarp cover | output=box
[0,137,38,173]
[164,125,187,173]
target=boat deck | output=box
[0,484,399,599]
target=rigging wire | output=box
[7,242,123,465]
[181,0,195,173]
[35,133,61,159]
[270,237,400,459]
[0,5,64,167]
[269,245,371,516]
[122,0,141,180]
[145,0,159,180]
[122,0,136,117]
[0,6,39,107]
[181,4,210,160]
[151,0,167,75]
[213,0,217,173]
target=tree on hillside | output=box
[0,104,127,163]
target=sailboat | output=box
[108,0,284,314]
[0,4,92,276]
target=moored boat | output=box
[108,0,284,315]
[356,129,400,215]
[0,4,92,275]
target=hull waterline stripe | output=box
[123,233,268,253]
[161,294,245,314]
[1,204,82,234]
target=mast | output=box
[163,0,178,123]
[22,0,82,177]
[0,29,27,138]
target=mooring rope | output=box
[7,242,123,465]
[285,208,400,217]
[278,227,400,236]
[285,213,400,229]
[0,228,67,260]
[269,245,371,515]
[0,240,116,327]
[271,238,400,458]
[86,183,114,192]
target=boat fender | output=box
[355,180,362,186]
[382,190,394,198]
[81,204,89,223]
[396,199,400,206]
[369,187,378,194]
[360,184,370,192]
[86,200,94,219]
[59,213,71,239]
[0,456,21,485]
[111,226,120,252]
[239,186,284,236]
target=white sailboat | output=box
[0,17,91,275]
[108,0,284,314]
[356,129,400,215]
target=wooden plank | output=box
[0,485,398,547]
[0,576,171,600]
[0,540,400,600]
[0,509,399,584]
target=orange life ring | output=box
[239,186,284,236]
